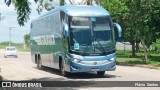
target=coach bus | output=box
[30,5,122,77]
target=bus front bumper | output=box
[68,60,116,73]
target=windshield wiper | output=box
[93,40,105,52]
[82,44,92,53]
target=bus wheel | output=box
[60,61,69,77]
[97,71,105,77]
[37,58,43,70]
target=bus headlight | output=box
[71,54,83,63]
[70,58,82,63]
[109,57,116,61]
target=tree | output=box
[4,0,62,26]
[36,0,55,14]
[60,0,64,5]
[103,0,160,63]
[5,0,31,26]
[24,34,30,47]
[102,0,133,54]
[124,0,143,57]
[94,0,104,6]
[135,0,160,63]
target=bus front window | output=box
[69,17,92,47]
[92,16,115,52]
[69,16,115,54]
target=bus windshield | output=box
[69,16,115,54]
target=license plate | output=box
[91,68,99,71]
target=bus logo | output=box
[94,62,97,65]
[2,82,11,87]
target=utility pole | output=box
[9,27,15,46]
[0,13,5,21]
[24,30,27,49]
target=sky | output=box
[0,0,86,43]
[0,0,42,43]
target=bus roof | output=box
[41,5,110,17]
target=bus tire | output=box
[97,71,105,77]
[60,60,69,77]
[37,56,43,70]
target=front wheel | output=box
[60,61,69,77]
[97,71,105,77]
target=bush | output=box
[151,39,160,53]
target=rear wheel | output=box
[37,57,43,70]
[60,61,69,77]
[97,71,105,77]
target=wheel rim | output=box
[38,60,41,69]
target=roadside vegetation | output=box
[116,50,160,68]
[0,42,30,52]
[116,38,160,68]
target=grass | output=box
[16,45,31,52]
[148,54,160,67]
[116,50,160,67]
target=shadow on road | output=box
[67,73,117,79]
[33,66,118,80]
[1,67,119,90]
[33,66,62,76]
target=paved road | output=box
[0,49,160,90]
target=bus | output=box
[30,5,122,77]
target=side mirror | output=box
[114,23,123,42]
[63,23,69,37]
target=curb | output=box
[0,68,4,81]
[117,62,160,70]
